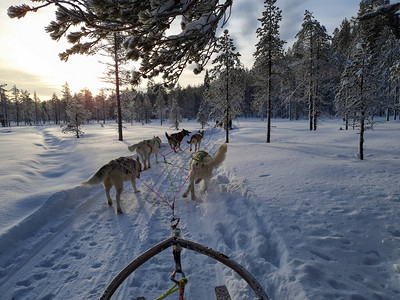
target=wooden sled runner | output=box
[100,234,269,300]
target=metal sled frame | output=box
[100,236,269,300]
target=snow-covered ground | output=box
[0,118,399,300]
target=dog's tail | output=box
[128,143,140,152]
[208,143,227,168]
[81,164,112,186]
[165,132,170,140]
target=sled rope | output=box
[118,162,174,210]
[155,277,188,300]
[163,157,176,211]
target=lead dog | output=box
[165,129,191,152]
[182,143,227,200]
[187,130,204,152]
[81,156,142,214]
[128,136,162,170]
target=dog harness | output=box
[191,151,208,162]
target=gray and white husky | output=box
[81,156,142,214]
[128,136,162,170]
[182,143,227,200]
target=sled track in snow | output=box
[0,126,290,299]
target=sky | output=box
[0,0,360,100]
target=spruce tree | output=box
[63,93,91,138]
[294,10,331,130]
[209,29,242,143]
[253,0,285,143]
[155,91,166,125]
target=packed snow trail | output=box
[0,124,283,300]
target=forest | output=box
[2,1,399,140]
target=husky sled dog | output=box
[165,129,191,151]
[182,143,227,200]
[81,157,142,214]
[128,136,162,170]
[187,130,204,152]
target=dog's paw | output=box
[134,190,140,193]
[108,201,113,206]
[182,192,188,198]
[117,208,123,214]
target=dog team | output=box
[82,128,227,213]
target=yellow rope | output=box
[155,278,188,300]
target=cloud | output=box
[0,66,61,100]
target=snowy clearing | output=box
[0,118,400,299]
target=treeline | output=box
[1,1,399,130]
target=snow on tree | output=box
[358,1,400,38]
[209,29,243,143]
[168,96,182,130]
[155,90,167,125]
[253,0,285,143]
[62,93,91,138]
[293,10,332,131]
[390,61,400,120]
[120,88,137,125]
[0,84,10,127]
[335,38,379,160]
[376,27,400,120]
[8,0,234,87]
[94,89,107,124]
[61,82,72,123]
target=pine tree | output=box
[99,32,131,141]
[335,38,378,160]
[33,91,40,125]
[209,29,242,143]
[168,97,182,130]
[11,85,20,126]
[253,0,285,143]
[94,89,107,124]
[62,93,91,138]
[0,84,9,127]
[155,90,166,125]
[61,82,73,123]
[390,62,400,120]
[294,10,332,130]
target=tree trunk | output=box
[266,51,272,143]
[114,33,123,141]
[225,66,229,144]
[359,110,365,160]
[308,34,313,131]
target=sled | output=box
[100,224,269,300]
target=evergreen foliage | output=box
[209,29,243,143]
[253,0,285,142]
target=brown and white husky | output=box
[187,130,204,152]
[81,156,142,214]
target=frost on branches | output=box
[8,0,233,88]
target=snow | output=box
[1,118,400,300]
